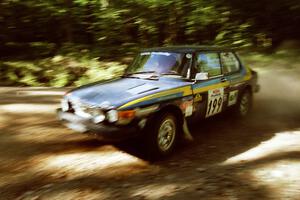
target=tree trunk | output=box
[64,0,73,43]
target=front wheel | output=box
[145,112,178,159]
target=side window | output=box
[220,52,240,74]
[196,53,221,77]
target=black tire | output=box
[233,89,253,117]
[145,112,179,159]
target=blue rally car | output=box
[58,46,259,158]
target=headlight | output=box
[93,115,105,123]
[107,110,118,123]
[92,109,105,123]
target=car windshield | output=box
[126,52,189,77]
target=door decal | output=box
[194,93,202,102]
[228,90,239,106]
[206,88,224,117]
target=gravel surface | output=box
[1,67,300,200]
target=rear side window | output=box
[220,52,240,74]
[196,53,221,77]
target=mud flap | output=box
[182,118,194,141]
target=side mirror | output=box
[195,72,208,81]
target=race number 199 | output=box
[206,88,224,117]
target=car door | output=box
[191,52,230,120]
[220,51,245,108]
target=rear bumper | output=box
[57,109,139,141]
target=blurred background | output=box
[0,0,300,87]
[1,1,300,199]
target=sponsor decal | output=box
[206,88,224,118]
[194,93,202,102]
[228,90,239,106]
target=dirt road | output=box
[1,67,300,200]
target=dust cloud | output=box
[252,65,300,127]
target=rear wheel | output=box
[145,112,178,159]
[234,89,252,117]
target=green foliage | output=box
[0,55,126,87]
[0,0,299,86]
[2,0,299,51]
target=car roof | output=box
[142,45,235,53]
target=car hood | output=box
[67,77,191,109]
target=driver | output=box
[156,55,177,74]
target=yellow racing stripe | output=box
[243,67,252,81]
[119,69,252,110]
[193,81,230,94]
[119,86,193,109]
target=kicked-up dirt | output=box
[1,66,300,200]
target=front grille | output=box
[80,105,96,116]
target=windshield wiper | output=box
[160,72,181,76]
[123,71,160,80]
[124,71,157,76]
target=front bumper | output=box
[57,109,140,141]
